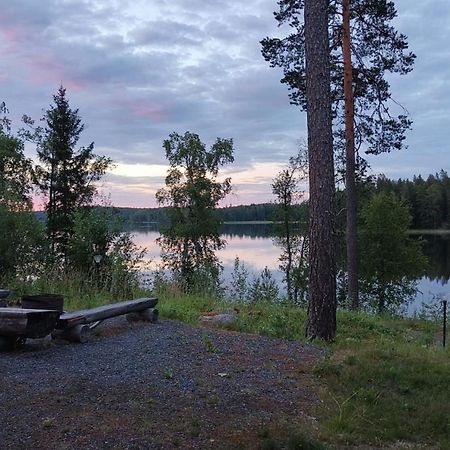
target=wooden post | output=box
[443,299,447,348]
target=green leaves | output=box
[157,131,234,290]
[0,103,33,211]
[359,191,427,312]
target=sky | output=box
[1,0,449,208]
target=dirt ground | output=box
[0,318,325,450]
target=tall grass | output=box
[7,266,149,311]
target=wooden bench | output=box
[54,297,158,343]
[0,297,158,348]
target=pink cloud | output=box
[130,103,167,121]
[0,18,88,92]
[27,52,88,92]
[1,25,24,45]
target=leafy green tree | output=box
[0,204,47,283]
[67,206,145,297]
[272,151,308,304]
[359,192,426,313]
[228,257,250,302]
[156,131,234,289]
[0,102,33,211]
[22,86,112,257]
[0,103,46,284]
[249,267,280,303]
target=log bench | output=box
[54,297,159,343]
[0,297,158,349]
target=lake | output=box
[130,224,450,315]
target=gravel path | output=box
[0,318,324,450]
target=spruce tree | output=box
[31,87,112,257]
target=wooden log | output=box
[0,308,60,338]
[53,324,91,343]
[126,308,159,323]
[56,297,158,329]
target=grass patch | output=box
[316,341,450,448]
[7,270,150,311]
[157,292,220,323]
[257,427,329,450]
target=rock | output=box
[200,311,236,325]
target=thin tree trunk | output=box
[284,197,293,302]
[48,153,56,253]
[304,0,337,341]
[342,0,359,310]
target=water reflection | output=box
[130,224,449,313]
[418,234,450,284]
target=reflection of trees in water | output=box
[415,235,450,284]
[124,223,160,233]
[126,223,277,238]
[124,223,449,284]
[219,223,277,238]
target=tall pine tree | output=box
[304,0,337,341]
[262,0,415,308]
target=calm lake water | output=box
[130,224,450,315]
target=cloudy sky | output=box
[1,0,449,208]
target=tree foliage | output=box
[0,103,45,284]
[359,191,426,312]
[374,171,450,230]
[21,86,112,256]
[0,205,47,283]
[67,206,145,297]
[0,102,33,211]
[272,151,309,304]
[156,131,234,289]
[261,0,415,162]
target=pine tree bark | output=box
[342,0,359,309]
[304,0,337,341]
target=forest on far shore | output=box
[35,171,447,230]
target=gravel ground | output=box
[0,318,324,450]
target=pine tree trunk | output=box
[304,0,337,341]
[342,0,359,309]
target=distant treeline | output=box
[33,171,449,230]
[370,171,450,230]
[116,202,308,225]
[34,203,308,225]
